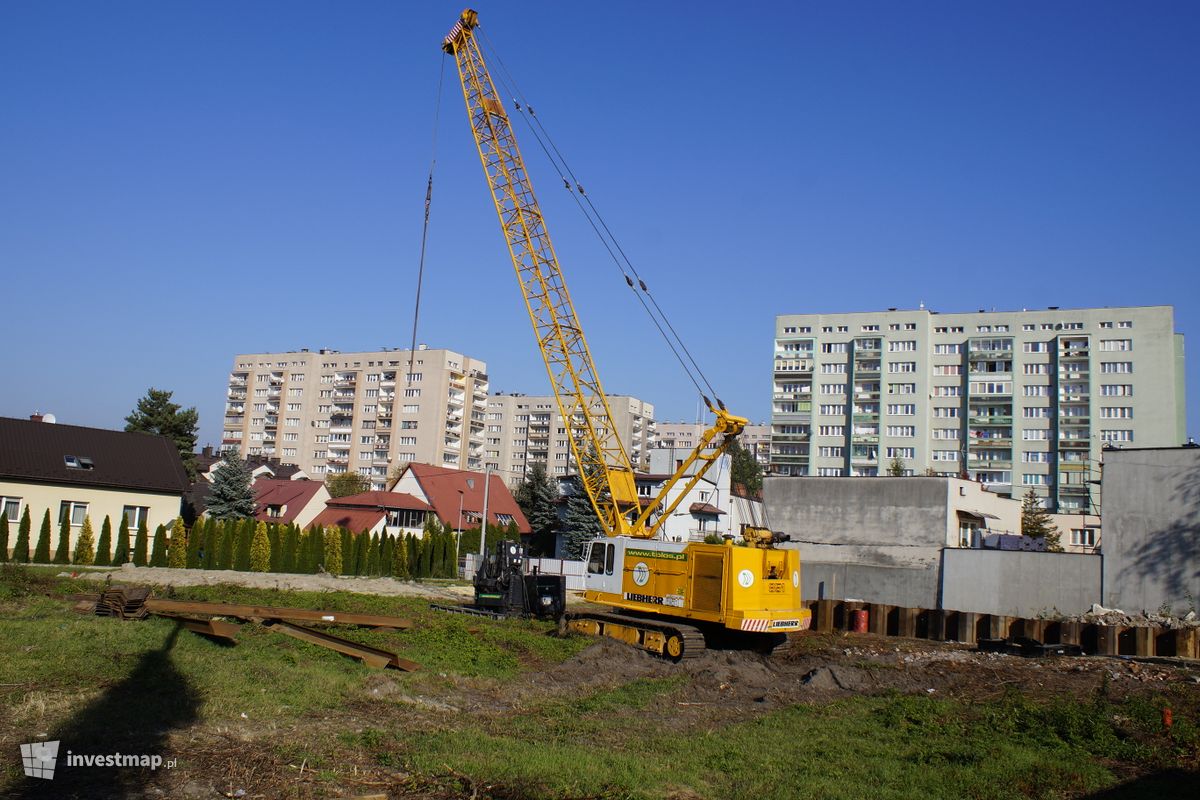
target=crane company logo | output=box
[631,562,650,586]
[20,740,59,779]
[626,548,687,562]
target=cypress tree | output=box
[268,524,281,572]
[354,532,370,576]
[308,526,324,573]
[323,527,343,575]
[431,532,446,578]
[12,507,31,563]
[446,528,460,578]
[380,534,393,577]
[297,527,311,573]
[407,534,418,579]
[234,518,254,571]
[94,516,112,567]
[185,516,204,568]
[366,533,381,576]
[132,519,149,566]
[168,517,188,568]
[33,509,52,563]
[391,533,409,578]
[0,511,8,562]
[218,519,236,569]
[203,518,220,569]
[250,521,271,572]
[73,515,96,565]
[149,524,168,567]
[281,524,299,573]
[341,528,353,574]
[419,534,433,578]
[53,512,71,564]
[113,514,130,565]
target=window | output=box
[1023,342,1049,353]
[932,450,959,462]
[821,342,848,353]
[120,505,147,529]
[861,324,879,332]
[818,425,845,437]
[934,344,961,355]
[1100,384,1133,397]
[63,455,94,470]
[821,363,846,374]
[1100,407,1133,419]
[886,404,916,415]
[819,404,846,415]
[1071,528,1096,547]
[1023,407,1051,418]
[932,385,962,397]
[820,383,846,395]
[933,407,960,418]
[1101,362,1133,374]
[888,362,917,373]
[818,446,843,458]
[933,428,960,440]
[403,388,421,397]
[1023,385,1050,397]
[1101,429,1134,443]
[285,418,299,427]
[971,381,1011,395]
[888,340,916,352]
[1023,363,1050,375]
[888,383,916,395]
[886,425,915,437]
[403,404,420,413]
[817,467,843,476]
[934,364,962,376]
[886,447,915,459]
[1023,324,1036,331]
[1023,429,1049,440]
[1100,339,1132,351]
[586,541,615,576]
[2,496,21,519]
[1118,321,1133,329]
[1022,451,1051,463]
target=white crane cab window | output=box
[586,542,615,576]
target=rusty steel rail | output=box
[259,620,420,671]
[154,613,241,645]
[143,599,414,629]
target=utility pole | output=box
[478,465,492,556]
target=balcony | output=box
[228,377,248,387]
[227,389,247,400]
[334,377,357,388]
[224,415,245,426]
[263,417,278,428]
[1059,416,1090,426]
[327,456,348,466]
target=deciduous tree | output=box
[326,471,370,499]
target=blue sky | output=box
[1,2,1196,447]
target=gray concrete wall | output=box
[802,560,940,609]
[941,549,1101,616]
[766,477,949,568]
[1103,448,1200,615]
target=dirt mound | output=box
[537,639,672,689]
[799,665,870,692]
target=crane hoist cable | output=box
[407,53,448,389]
[476,28,725,410]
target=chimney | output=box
[30,412,43,423]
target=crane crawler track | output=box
[564,611,706,661]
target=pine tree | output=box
[250,521,271,572]
[516,462,559,555]
[391,533,409,578]
[149,524,168,567]
[12,508,31,563]
[203,518,220,569]
[561,480,601,559]
[0,511,9,562]
[132,519,149,567]
[1021,489,1055,539]
[94,516,112,567]
[33,510,52,563]
[206,451,255,519]
[323,527,343,574]
[113,515,130,564]
[168,517,188,568]
[185,516,203,568]
[73,515,96,565]
[53,512,71,564]
[124,387,199,480]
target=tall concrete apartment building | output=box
[222,347,488,490]
[656,421,772,466]
[770,306,1186,511]
[484,393,656,488]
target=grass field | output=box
[1,564,1196,799]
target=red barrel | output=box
[851,609,869,633]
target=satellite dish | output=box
[42,413,57,424]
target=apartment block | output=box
[484,393,656,488]
[770,306,1186,511]
[222,347,488,490]
[656,420,771,466]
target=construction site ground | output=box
[1,564,1197,800]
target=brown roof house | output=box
[309,491,433,537]
[0,415,188,560]
[252,478,329,529]
[390,463,530,535]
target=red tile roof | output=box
[399,463,530,533]
[309,507,385,534]
[326,491,431,511]
[252,479,325,524]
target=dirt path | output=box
[61,564,475,601]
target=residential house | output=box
[390,462,529,535]
[252,478,329,529]
[0,415,188,559]
[309,491,433,538]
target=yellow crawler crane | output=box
[443,10,811,659]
